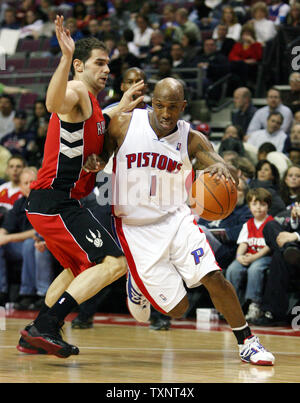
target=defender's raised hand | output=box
[55,15,75,58]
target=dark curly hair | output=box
[71,37,108,76]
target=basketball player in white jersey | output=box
[87,77,273,366]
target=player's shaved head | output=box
[153,78,185,102]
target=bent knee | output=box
[168,296,189,319]
[105,255,127,280]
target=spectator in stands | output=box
[27,99,50,134]
[293,109,300,124]
[249,1,277,45]
[198,177,253,270]
[232,87,257,133]
[0,155,25,225]
[148,57,183,85]
[290,122,300,148]
[212,5,242,42]
[16,0,36,26]
[288,146,300,165]
[109,0,131,34]
[228,24,263,87]
[257,142,277,161]
[133,14,154,53]
[73,1,91,31]
[0,167,55,309]
[97,17,120,43]
[232,155,256,183]
[180,31,202,66]
[284,2,300,27]
[269,0,291,25]
[49,17,84,55]
[281,72,300,114]
[247,88,293,134]
[225,187,273,321]
[246,111,288,152]
[173,8,202,44]
[0,111,35,161]
[252,204,300,326]
[85,18,101,38]
[214,23,236,57]
[188,0,219,31]
[0,7,21,29]
[19,9,44,39]
[37,6,57,38]
[279,164,300,207]
[250,110,288,148]
[160,3,179,42]
[139,2,160,28]
[144,29,169,68]
[197,38,230,101]
[93,0,110,24]
[249,159,286,215]
[0,95,16,141]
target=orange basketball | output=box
[188,171,237,221]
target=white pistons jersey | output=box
[112,109,193,225]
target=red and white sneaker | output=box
[239,335,275,366]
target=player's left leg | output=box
[201,270,275,366]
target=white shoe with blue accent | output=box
[239,335,275,366]
[126,271,150,323]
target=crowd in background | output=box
[0,0,299,329]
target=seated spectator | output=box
[287,146,300,165]
[198,177,253,270]
[0,155,26,220]
[228,24,263,87]
[214,23,236,57]
[133,14,154,54]
[92,0,110,25]
[249,159,286,216]
[189,0,219,31]
[73,1,91,31]
[232,87,257,134]
[0,7,21,29]
[252,204,300,326]
[0,111,35,161]
[109,0,131,34]
[0,95,16,141]
[246,111,288,152]
[284,1,300,27]
[231,156,256,184]
[181,31,202,66]
[247,88,293,135]
[50,17,84,55]
[293,110,300,125]
[257,142,277,161]
[0,147,11,183]
[0,167,55,309]
[281,72,300,114]
[121,28,140,58]
[279,164,300,208]
[226,188,273,321]
[173,7,202,44]
[27,99,50,134]
[144,29,170,68]
[19,9,44,39]
[159,3,179,42]
[97,18,120,43]
[249,1,277,45]
[269,0,290,25]
[197,38,230,101]
[212,5,242,42]
[219,136,246,159]
[148,57,183,87]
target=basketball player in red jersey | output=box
[87,77,275,366]
[18,15,145,358]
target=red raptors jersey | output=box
[31,92,105,200]
[246,215,273,254]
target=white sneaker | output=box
[239,335,275,366]
[126,271,150,323]
[245,302,263,322]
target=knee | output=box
[105,255,127,280]
[202,270,228,292]
[168,296,189,319]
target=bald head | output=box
[153,78,185,102]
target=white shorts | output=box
[114,205,220,314]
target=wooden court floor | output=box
[1,312,300,384]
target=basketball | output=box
[189,171,237,221]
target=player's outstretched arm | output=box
[188,128,238,183]
[45,15,81,115]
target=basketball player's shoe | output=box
[20,316,79,358]
[126,271,150,322]
[17,323,79,356]
[239,335,275,366]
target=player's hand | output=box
[204,162,237,184]
[118,80,145,112]
[55,15,75,58]
[83,153,106,173]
